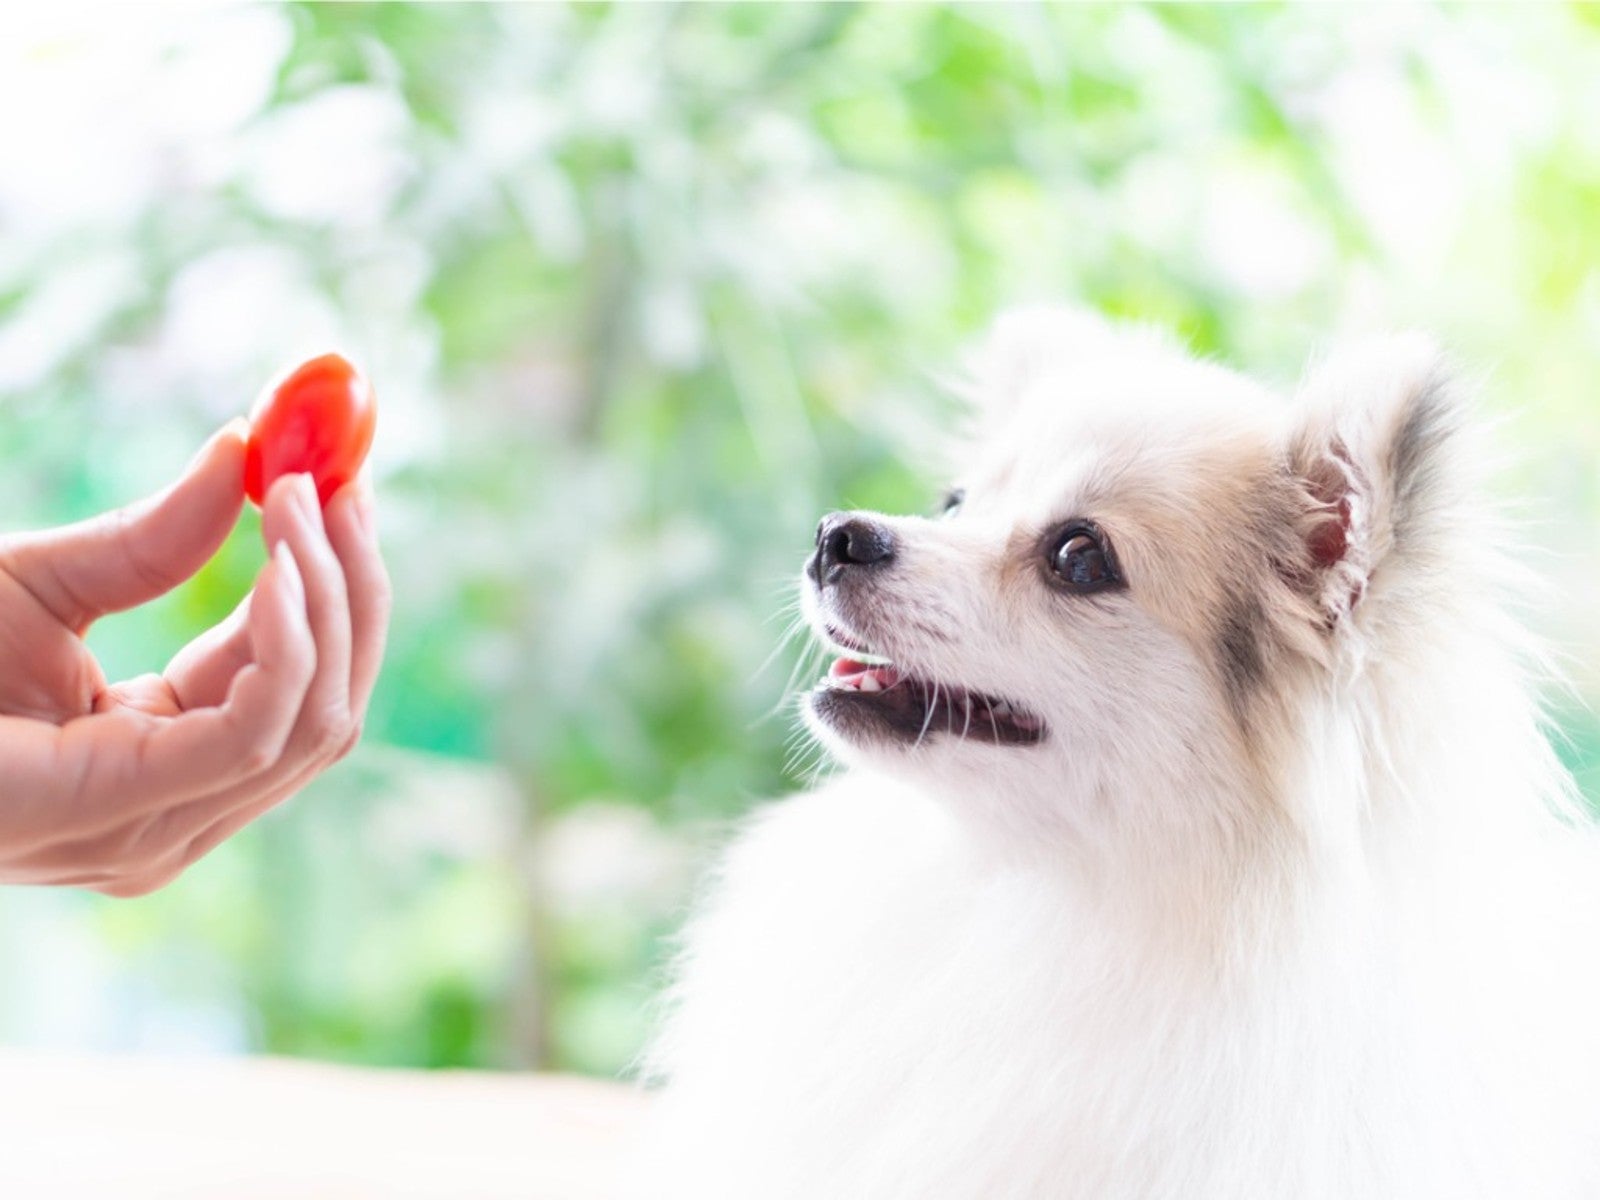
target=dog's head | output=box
[801,308,1485,850]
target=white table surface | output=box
[0,1050,648,1198]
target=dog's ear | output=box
[960,306,1121,423]
[1286,334,1469,625]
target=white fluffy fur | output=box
[635,310,1600,1198]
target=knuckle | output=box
[110,822,149,863]
[84,821,142,869]
[239,741,277,776]
[310,712,351,760]
[337,722,365,761]
[277,614,311,661]
[132,842,178,878]
[368,569,394,615]
[102,819,177,878]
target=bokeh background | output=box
[1,2,1598,1080]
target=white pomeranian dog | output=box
[637,310,1600,1199]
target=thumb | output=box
[2,420,249,631]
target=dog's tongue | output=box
[829,658,901,690]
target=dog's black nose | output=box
[808,513,895,585]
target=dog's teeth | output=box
[859,674,882,693]
[992,701,1012,718]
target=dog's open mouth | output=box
[811,642,1047,747]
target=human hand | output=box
[0,422,390,896]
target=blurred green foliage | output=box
[0,2,1598,1077]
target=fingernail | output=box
[187,418,250,471]
[274,540,304,603]
[291,472,321,519]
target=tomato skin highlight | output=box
[244,354,377,507]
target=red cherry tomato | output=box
[244,353,377,508]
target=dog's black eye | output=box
[940,488,965,517]
[1048,525,1120,592]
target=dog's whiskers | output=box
[916,680,939,748]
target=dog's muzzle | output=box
[807,513,896,588]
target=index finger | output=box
[164,594,254,712]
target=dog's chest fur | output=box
[643,775,1600,1200]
